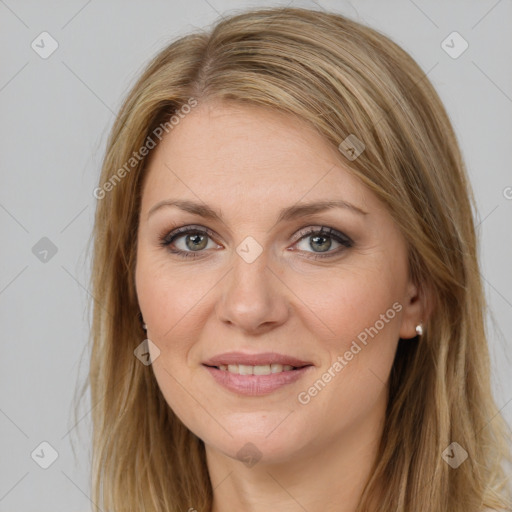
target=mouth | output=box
[201,352,314,396]
[204,363,310,375]
[202,351,313,369]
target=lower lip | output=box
[203,365,313,396]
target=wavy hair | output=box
[82,6,512,511]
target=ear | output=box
[398,278,434,339]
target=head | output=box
[87,6,511,512]
[135,96,425,474]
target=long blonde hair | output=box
[83,6,512,511]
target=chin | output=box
[209,438,299,467]
[201,420,309,466]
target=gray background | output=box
[1,0,511,510]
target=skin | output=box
[135,100,429,512]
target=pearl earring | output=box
[415,323,423,336]
[138,311,147,332]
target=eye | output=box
[158,225,353,260]
[158,225,220,258]
[292,226,353,260]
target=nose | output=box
[215,247,290,334]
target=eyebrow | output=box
[147,198,368,222]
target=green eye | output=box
[159,225,353,260]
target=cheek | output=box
[135,252,216,422]
[292,265,403,407]
[293,269,403,425]
[294,263,403,349]
[135,248,214,342]
[136,271,205,429]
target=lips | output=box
[202,352,314,395]
[202,351,313,368]
[204,364,313,395]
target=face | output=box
[135,101,423,466]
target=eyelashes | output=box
[158,225,220,259]
[158,224,354,261]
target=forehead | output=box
[140,101,372,214]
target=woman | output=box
[86,6,512,511]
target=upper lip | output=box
[202,352,313,368]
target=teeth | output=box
[238,364,253,375]
[253,364,271,375]
[216,363,296,374]
[271,364,283,373]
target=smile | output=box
[214,363,299,374]
[202,363,313,396]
